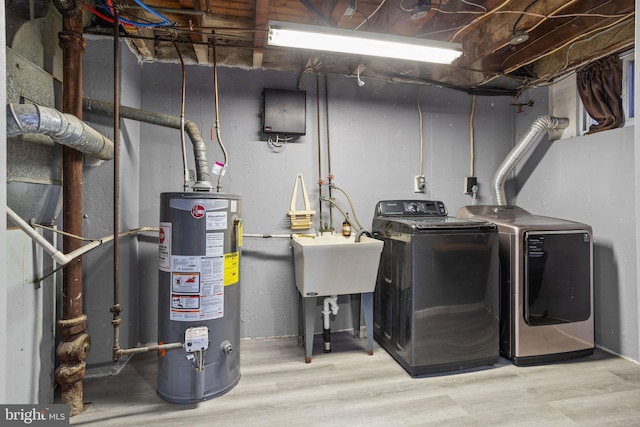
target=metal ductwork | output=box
[491,115,569,206]
[82,97,211,186]
[6,103,114,160]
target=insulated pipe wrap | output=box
[7,103,114,160]
[491,115,569,206]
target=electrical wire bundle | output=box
[86,0,175,28]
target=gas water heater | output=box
[157,192,242,404]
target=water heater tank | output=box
[157,192,242,404]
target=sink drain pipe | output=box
[322,296,339,353]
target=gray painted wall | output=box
[91,46,515,357]
[3,26,640,403]
[2,8,61,403]
[1,0,7,404]
[82,37,143,376]
[515,88,639,361]
[636,0,640,363]
[4,231,56,403]
[80,38,640,371]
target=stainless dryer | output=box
[372,200,499,376]
[457,205,594,366]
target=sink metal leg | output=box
[350,294,362,338]
[362,292,374,355]
[297,292,304,346]
[303,297,316,363]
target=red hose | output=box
[85,3,134,28]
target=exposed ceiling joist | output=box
[82,0,636,93]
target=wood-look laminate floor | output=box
[71,333,640,426]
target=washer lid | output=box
[373,215,496,233]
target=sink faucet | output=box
[355,229,372,242]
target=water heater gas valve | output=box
[184,326,210,353]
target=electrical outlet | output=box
[414,175,426,193]
[464,176,477,194]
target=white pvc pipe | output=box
[243,233,294,238]
[6,206,157,267]
[322,296,339,329]
[6,207,68,265]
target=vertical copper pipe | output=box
[111,7,123,361]
[324,75,333,229]
[55,3,90,416]
[211,33,228,193]
[171,41,189,192]
[316,74,323,229]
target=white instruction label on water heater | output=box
[206,232,224,257]
[206,211,227,230]
[172,256,200,272]
[170,255,224,321]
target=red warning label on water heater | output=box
[191,204,206,219]
[158,222,172,272]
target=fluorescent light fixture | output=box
[267,21,462,65]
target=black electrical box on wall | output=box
[262,88,306,135]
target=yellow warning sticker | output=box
[224,252,239,286]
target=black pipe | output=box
[323,327,331,353]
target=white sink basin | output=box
[292,234,383,297]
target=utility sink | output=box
[291,234,383,297]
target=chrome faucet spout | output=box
[356,229,372,242]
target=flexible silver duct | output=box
[6,103,114,160]
[82,97,211,188]
[492,115,569,206]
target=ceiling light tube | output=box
[268,21,462,65]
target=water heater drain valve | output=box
[184,326,210,353]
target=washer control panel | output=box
[375,200,447,217]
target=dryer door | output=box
[524,230,592,326]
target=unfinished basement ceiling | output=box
[84,0,635,95]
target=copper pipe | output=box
[171,41,190,192]
[324,75,333,229]
[211,32,228,193]
[111,8,123,361]
[316,74,323,229]
[55,4,89,416]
